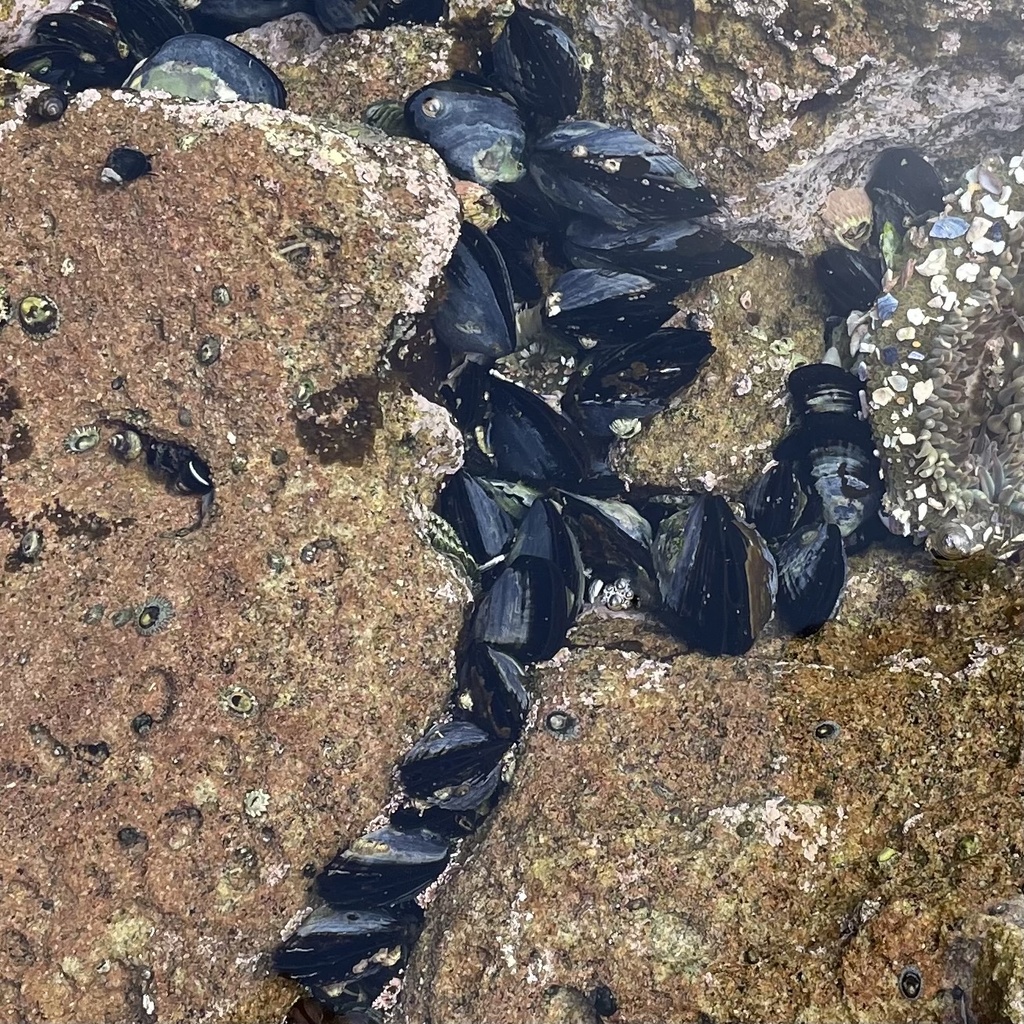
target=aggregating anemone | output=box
[844,151,1024,560]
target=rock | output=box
[0,0,72,57]
[273,24,461,126]
[229,12,328,65]
[406,554,1024,1022]
[0,83,463,1023]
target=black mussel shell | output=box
[388,793,498,838]
[743,460,807,544]
[314,0,381,30]
[787,362,865,422]
[564,215,752,285]
[378,0,443,26]
[542,268,676,349]
[814,247,883,319]
[491,176,563,238]
[406,79,526,186]
[775,415,881,544]
[434,223,517,359]
[193,0,313,33]
[399,720,511,800]
[488,218,543,303]
[317,826,450,909]
[100,146,153,185]
[492,5,582,122]
[2,44,87,91]
[451,641,531,741]
[35,6,127,67]
[776,521,846,636]
[483,375,591,488]
[564,327,715,438]
[560,492,659,609]
[113,0,193,60]
[470,553,575,661]
[436,470,516,566]
[654,494,777,657]
[123,33,287,107]
[507,497,585,618]
[273,904,423,1011]
[529,120,716,228]
[867,147,944,244]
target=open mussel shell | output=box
[814,247,883,318]
[776,521,846,637]
[123,33,287,106]
[436,470,516,566]
[541,268,676,349]
[564,327,715,438]
[406,79,526,187]
[273,904,423,1011]
[482,375,591,488]
[564,215,753,285]
[317,826,450,910]
[529,120,716,228]
[399,720,511,800]
[434,223,517,359]
[470,553,575,661]
[867,147,944,245]
[451,641,531,742]
[491,4,582,122]
[654,494,777,657]
[112,0,193,61]
[787,362,865,422]
[743,460,807,544]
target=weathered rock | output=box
[0,0,72,56]
[0,83,464,1023]
[406,550,1024,1023]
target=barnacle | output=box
[19,528,43,562]
[848,148,1024,559]
[110,429,143,461]
[65,425,101,453]
[196,334,222,365]
[820,187,873,250]
[18,294,60,337]
[136,595,174,636]
[219,685,258,718]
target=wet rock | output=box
[407,553,1024,1022]
[274,24,461,127]
[0,0,73,56]
[0,85,462,1022]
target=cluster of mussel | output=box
[2,0,442,108]
[270,6,900,1017]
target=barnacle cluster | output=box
[849,151,1024,560]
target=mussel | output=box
[406,79,526,186]
[529,120,716,228]
[123,33,287,107]
[867,147,944,245]
[654,494,777,656]
[491,4,582,122]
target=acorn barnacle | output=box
[110,429,143,462]
[19,528,43,562]
[65,425,101,454]
[219,685,259,719]
[820,187,873,250]
[196,334,222,365]
[18,294,60,337]
[135,595,174,636]
[0,287,10,328]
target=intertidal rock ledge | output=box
[0,86,463,1023]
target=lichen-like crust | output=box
[850,150,1024,560]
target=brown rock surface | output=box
[406,554,1024,1023]
[0,85,464,1023]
